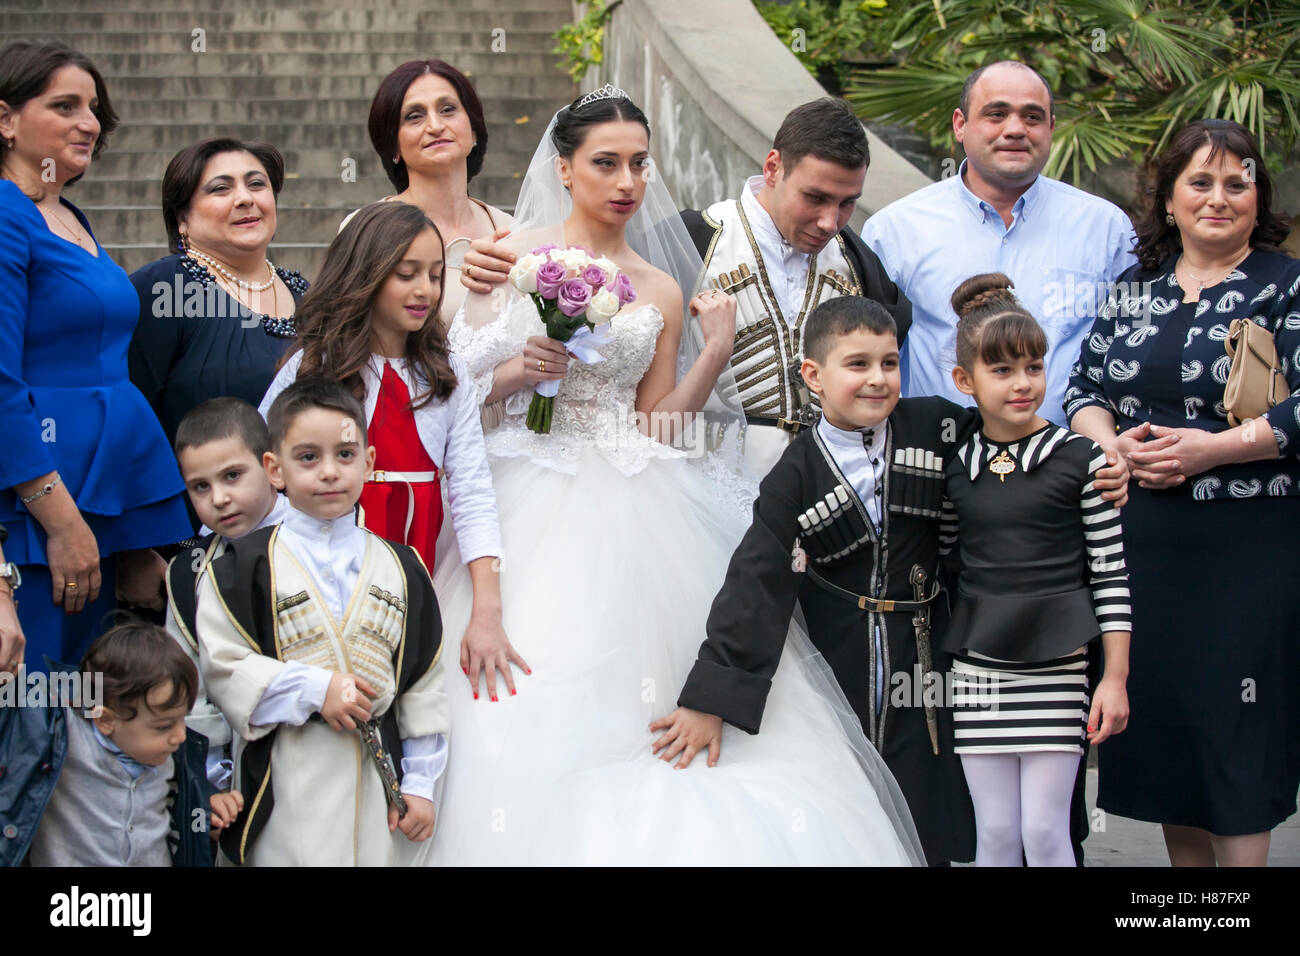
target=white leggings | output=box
[960,752,1080,867]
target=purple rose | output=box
[557,278,592,317]
[610,271,636,307]
[581,264,608,290]
[535,259,567,298]
[530,243,558,256]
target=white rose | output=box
[553,247,589,273]
[508,253,544,294]
[586,288,621,324]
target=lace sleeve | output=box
[448,285,545,428]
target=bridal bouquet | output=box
[509,244,636,433]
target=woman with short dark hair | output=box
[1067,118,1300,866]
[0,41,190,670]
[128,137,308,452]
[344,59,511,320]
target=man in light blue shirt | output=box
[862,61,1136,425]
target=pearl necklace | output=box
[186,245,276,292]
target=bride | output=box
[430,88,922,865]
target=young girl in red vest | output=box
[261,201,527,699]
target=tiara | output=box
[577,83,629,109]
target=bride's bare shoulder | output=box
[623,261,683,327]
[501,226,561,256]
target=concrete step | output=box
[102,71,573,101]
[73,175,389,207]
[82,204,368,243]
[95,214,406,275]
[0,5,565,31]
[83,95,548,124]
[104,241,325,279]
[74,50,562,77]
[88,142,535,178]
[75,166,527,203]
[107,119,563,154]
[12,0,575,281]
[4,0,568,12]
[0,29,560,54]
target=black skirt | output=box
[1097,486,1300,834]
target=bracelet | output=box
[19,474,61,505]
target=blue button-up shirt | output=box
[862,162,1136,424]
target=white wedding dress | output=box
[427,292,923,866]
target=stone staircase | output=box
[0,0,577,276]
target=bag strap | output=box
[1224,320,1240,359]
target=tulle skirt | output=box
[429,446,923,865]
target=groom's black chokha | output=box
[656,295,980,865]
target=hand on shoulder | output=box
[461,225,546,294]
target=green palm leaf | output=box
[1046,105,1164,181]
[845,61,969,143]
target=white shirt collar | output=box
[740,174,809,267]
[281,503,365,554]
[955,158,1043,225]
[255,494,291,532]
[198,490,292,539]
[817,414,888,457]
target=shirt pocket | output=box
[1034,265,1111,336]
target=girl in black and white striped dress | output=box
[940,273,1131,867]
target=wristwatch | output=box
[0,563,21,592]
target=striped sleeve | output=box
[939,497,958,557]
[1081,444,1130,633]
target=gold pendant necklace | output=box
[47,204,89,248]
[989,449,1017,483]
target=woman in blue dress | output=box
[1067,119,1300,866]
[0,40,191,670]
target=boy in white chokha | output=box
[195,378,448,866]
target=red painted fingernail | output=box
[510,689,516,696]
[1088,726,1095,732]
[473,692,478,700]
[525,668,533,675]
[462,667,468,675]
[491,695,498,702]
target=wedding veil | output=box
[510,103,748,460]
[513,101,926,863]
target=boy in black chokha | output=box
[653,294,978,865]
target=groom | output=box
[461,97,911,476]
[680,97,910,474]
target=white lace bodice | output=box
[449,296,687,476]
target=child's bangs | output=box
[977,312,1048,366]
[151,663,199,714]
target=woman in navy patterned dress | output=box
[1066,119,1300,866]
[129,138,307,453]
